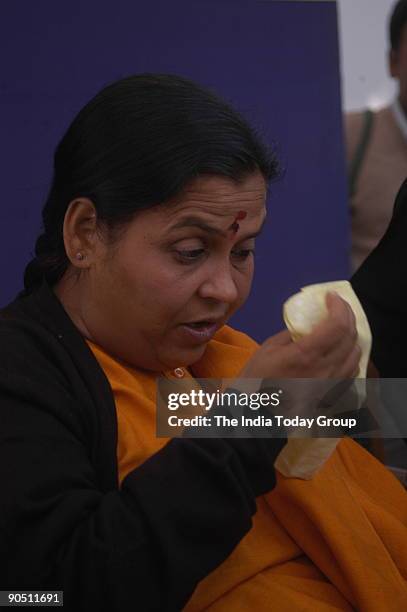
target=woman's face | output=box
[66,172,267,372]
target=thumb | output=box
[263,329,293,347]
[325,291,353,324]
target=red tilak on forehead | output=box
[228,210,247,236]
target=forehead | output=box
[159,172,267,223]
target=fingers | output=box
[337,342,362,378]
[291,293,360,377]
[246,295,361,381]
[298,293,356,357]
[263,329,293,348]
[322,310,358,366]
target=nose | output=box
[198,259,239,305]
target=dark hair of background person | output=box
[22,73,279,296]
[390,0,407,51]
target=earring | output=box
[75,252,85,261]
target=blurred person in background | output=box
[351,179,407,485]
[345,0,407,272]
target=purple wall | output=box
[0,0,348,341]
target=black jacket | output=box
[351,178,407,448]
[0,281,286,611]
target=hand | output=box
[238,292,361,381]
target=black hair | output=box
[390,0,407,51]
[23,73,279,294]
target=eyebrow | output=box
[168,215,267,240]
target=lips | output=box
[186,321,217,328]
[183,316,226,327]
[178,319,224,343]
[182,319,225,332]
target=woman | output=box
[0,74,405,611]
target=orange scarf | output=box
[87,326,407,611]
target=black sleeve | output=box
[0,370,285,612]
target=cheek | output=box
[236,269,254,302]
[108,255,196,323]
[224,261,255,312]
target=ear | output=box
[389,48,400,78]
[62,198,100,268]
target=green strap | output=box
[348,109,374,198]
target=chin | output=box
[163,343,208,369]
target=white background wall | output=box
[337,0,397,111]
